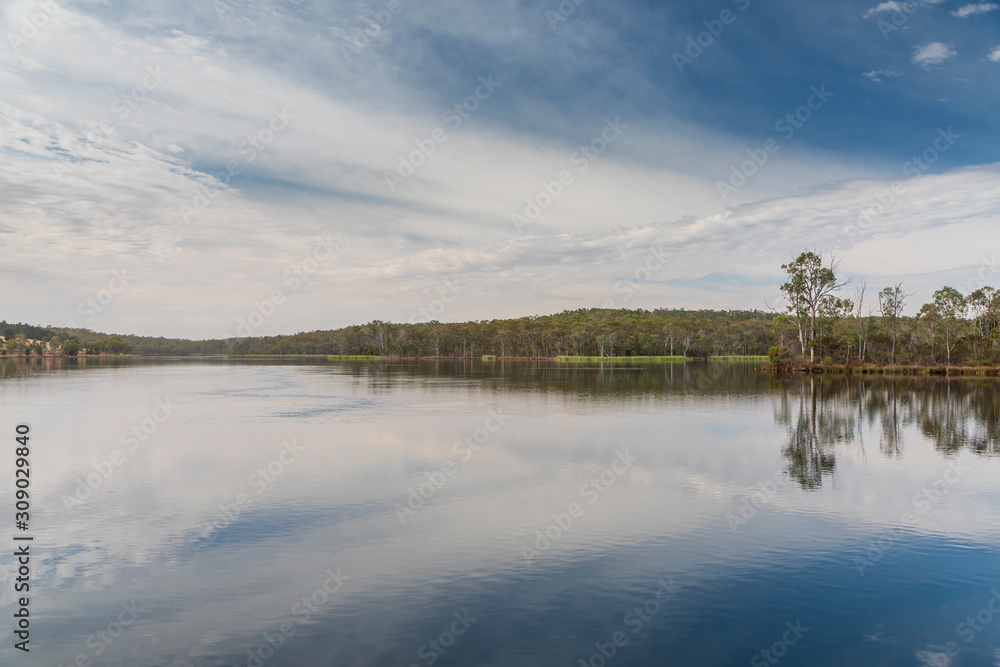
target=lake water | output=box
[2,358,1000,666]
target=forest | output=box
[2,252,998,367]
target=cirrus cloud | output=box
[952,3,1000,17]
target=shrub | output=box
[768,345,792,372]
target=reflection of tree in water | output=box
[777,376,1000,489]
[858,382,910,459]
[775,378,856,489]
[915,381,1000,457]
[349,362,999,465]
[858,379,1000,457]
[339,358,774,399]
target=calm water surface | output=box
[2,358,1000,666]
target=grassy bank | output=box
[554,356,689,363]
[230,354,333,358]
[214,354,384,360]
[710,355,769,361]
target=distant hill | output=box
[1,308,777,358]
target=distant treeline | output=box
[3,294,1000,366]
[1,310,776,358]
[2,251,999,366]
[224,309,776,358]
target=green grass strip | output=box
[554,356,689,362]
[710,355,770,361]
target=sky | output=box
[0,0,998,339]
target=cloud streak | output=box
[952,2,1000,18]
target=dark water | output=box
[2,358,1000,666]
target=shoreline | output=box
[766,363,1000,376]
[9,355,1000,375]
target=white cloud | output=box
[912,42,957,67]
[0,0,993,337]
[0,0,884,337]
[864,1,904,17]
[301,163,1000,322]
[1,84,997,334]
[989,45,1000,61]
[861,69,899,82]
[952,2,1000,17]
[864,0,944,18]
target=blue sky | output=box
[0,0,998,337]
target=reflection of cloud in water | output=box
[915,647,956,666]
[6,361,1000,664]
